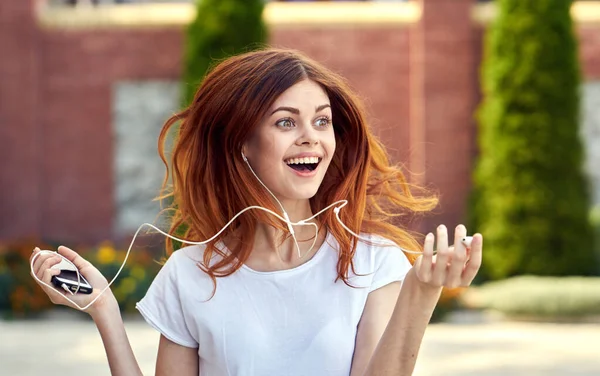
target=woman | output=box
[30,48,482,376]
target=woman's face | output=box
[243,79,336,203]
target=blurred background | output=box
[1,0,600,375]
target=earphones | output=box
[30,151,473,312]
[242,151,296,238]
[242,151,304,258]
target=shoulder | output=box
[154,244,222,287]
[353,233,410,264]
[163,243,222,270]
[351,233,412,284]
[146,244,223,301]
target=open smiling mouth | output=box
[285,157,322,173]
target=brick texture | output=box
[579,27,600,79]
[38,29,182,242]
[1,0,600,244]
[0,0,40,240]
[410,0,478,233]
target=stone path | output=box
[1,312,599,375]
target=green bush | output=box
[592,205,600,272]
[471,0,596,279]
[0,240,161,318]
[461,275,600,319]
[182,0,268,106]
[0,240,54,317]
[85,242,162,313]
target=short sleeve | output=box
[136,252,198,348]
[368,243,412,293]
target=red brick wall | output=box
[2,0,600,244]
[271,27,412,163]
[0,0,41,240]
[39,29,182,242]
[31,26,413,243]
[409,0,478,233]
[579,27,600,79]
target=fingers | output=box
[33,252,62,278]
[41,267,71,305]
[57,245,90,270]
[41,266,62,286]
[414,225,483,289]
[29,246,90,310]
[461,233,483,286]
[431,225,449,285]
[446,225,468,288]
[415,232,435,282]
[29,247,40,263]
[29,247,42,272]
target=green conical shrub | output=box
[168,0,267,251]
[182,0,268,106]
[472,0,597,279]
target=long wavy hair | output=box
[157,48,438,291]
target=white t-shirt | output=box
[136,232,412,376]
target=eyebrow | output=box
[270,104,331,116]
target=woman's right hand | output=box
[30,245,118,317]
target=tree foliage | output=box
[472,0,596,279]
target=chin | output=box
[280,186,321,202]
[293,190,320,201]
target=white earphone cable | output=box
[30,154,472,312]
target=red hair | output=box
[157,48,438,292]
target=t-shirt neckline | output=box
[220,231,333,276]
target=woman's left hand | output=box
[413,224,482,289]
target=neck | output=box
[278,198,314,224]
[254,198,321,262]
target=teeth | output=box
[285,156,320,165]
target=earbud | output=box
[461,236,473,248]
[241,151,247,162]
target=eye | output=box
[276,118,295,128]
[314,116,332,128]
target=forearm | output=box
[364,268,442,376]
[91,299,144,376]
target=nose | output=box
[295,121,319,146]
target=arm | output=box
[91,300,145,376]
[91,291,199,376]
[31,246,145,376]
[156,335,199,375]
[32,246,200,376]
[93,303,199,376]
[349,282,402,376]
[360,225,483,376]
[361,269,441,376]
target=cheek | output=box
[326,130,336,159]
[250,133,276,159]
[254,138,286,173]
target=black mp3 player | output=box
[51,270,94,294]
